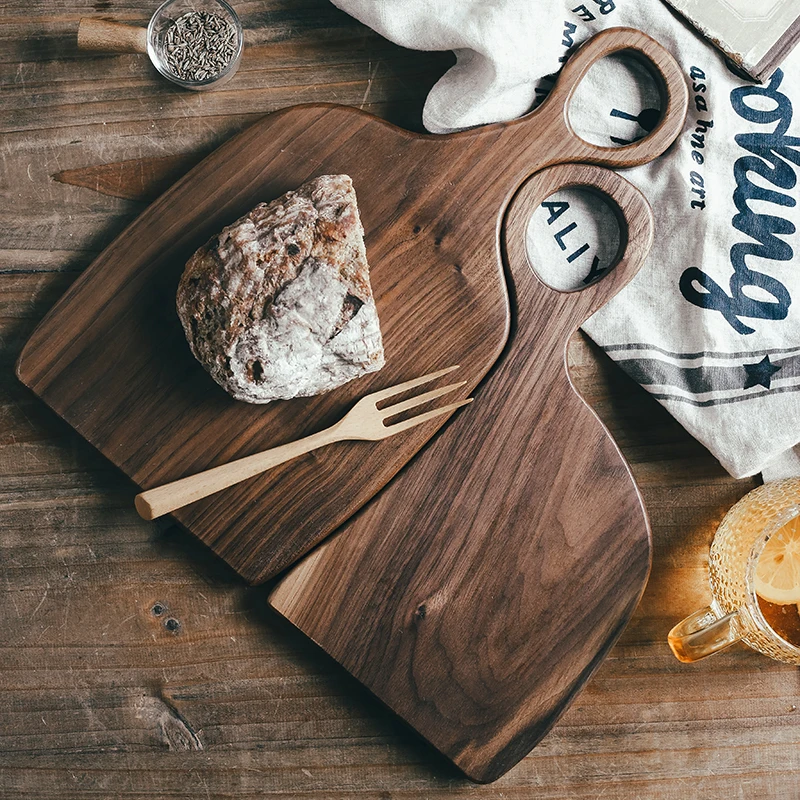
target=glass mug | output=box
[669,477,800,665]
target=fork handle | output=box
[134,426,341,521]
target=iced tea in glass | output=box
[669,478,800,664]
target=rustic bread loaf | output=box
[176,174,384,403]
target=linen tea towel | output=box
[331,0,800,480]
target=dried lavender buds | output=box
[163,10,237,83]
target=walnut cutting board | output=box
[16,28,686,585]
[270,164,656,783]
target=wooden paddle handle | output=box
[556,27,689,167]
[134,427,339,521]
[78,18,148,54]
[501,27,689,171]
[504,162,654,331]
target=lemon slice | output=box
[755,516,800,605]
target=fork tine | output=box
[368,365,460,404]
[382,398,473,435]
[381,381,466,418]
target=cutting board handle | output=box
[504,162,654,334]
[501,27,688,171]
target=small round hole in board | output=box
[567,53,661,148]
[525,187,621,292]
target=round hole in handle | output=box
[567,53,662,149]
[526,186,622,292]
[531,28,688,169]
[504,164,655,325]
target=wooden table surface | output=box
[2,2,797,798]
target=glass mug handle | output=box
[668,606,741,662]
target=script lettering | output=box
[679,70,795,334]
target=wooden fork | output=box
[134,366,472,521]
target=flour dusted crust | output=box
[177,174,384,403]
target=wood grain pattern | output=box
[270,164,656,782]
[15,28,688,585]
[6,4,797,798]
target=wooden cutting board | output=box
[15,28,686,585]
[270,164,656,783]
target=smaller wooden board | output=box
[270,165,655,783]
